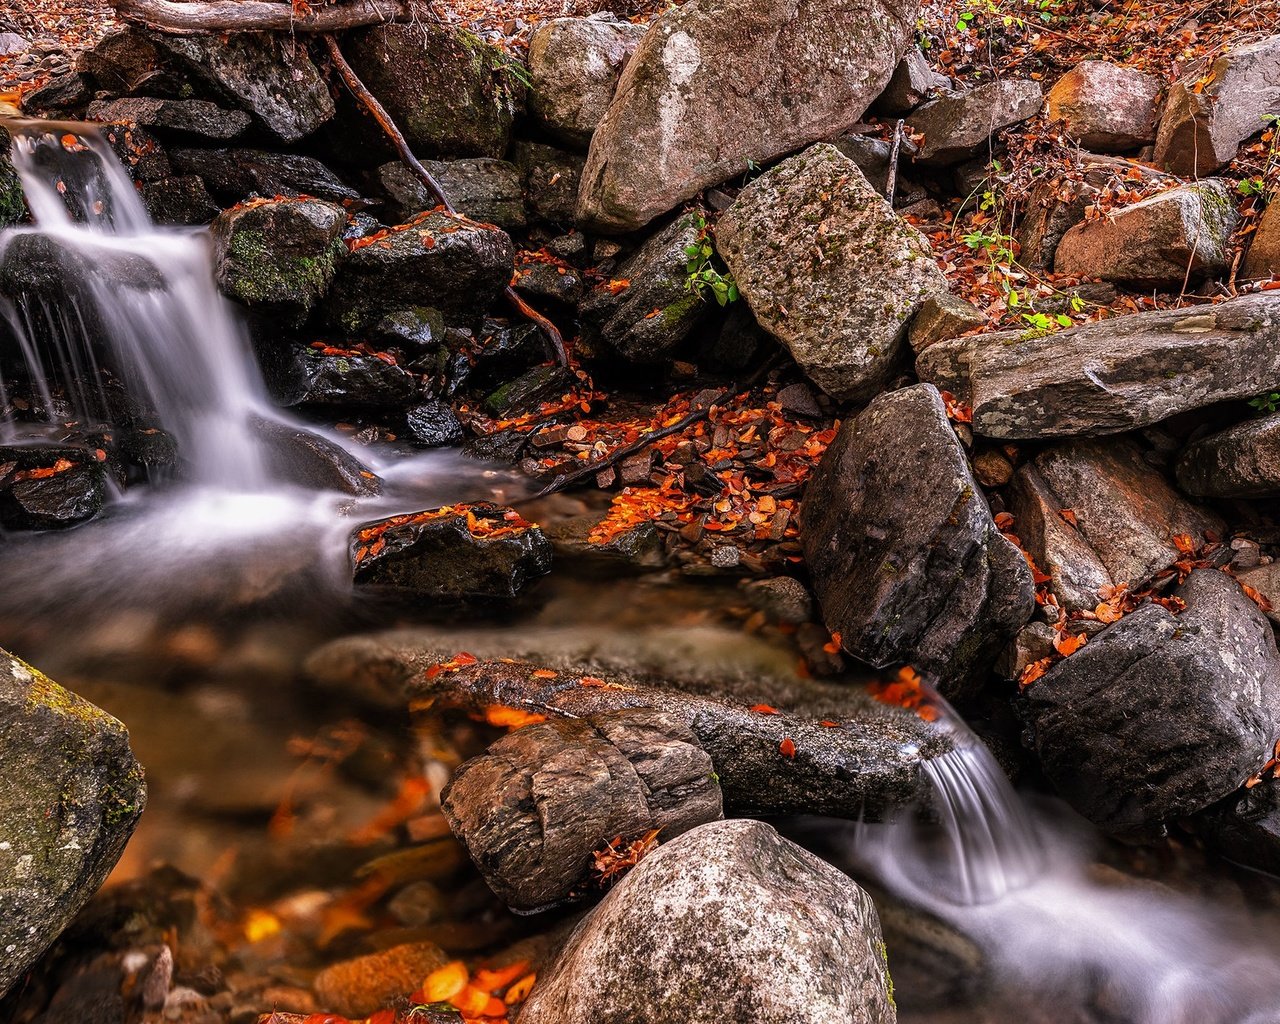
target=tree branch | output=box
[111,0,412,34]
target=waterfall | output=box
[0,120,275,488]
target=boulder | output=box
[327,211,514,333]
[910,80,1043,164]
[0,650,147,997]
[717,144,948,402]
[351,502,552,602]
[871,47,947,115]
[252,417,382,496]
[1196,779,1280,876]
[513,250,585,305]
[442,708,723,912]
[576,0,919,231]
[528,15,648,147]
[517,820,895,1024]
[1237,561,1280,626]
[1009,438,1223,613]
[212,197,347,325]
[1176,412,1280,498]
[0,444,113,531]
[268,345,421,411]
[1044,61,1161,152]
[1020,569,1280,840]
[514,141,584,226]
[77,26,174,96]
[1243,198,1280,280]
[170,148,361,206]
[373,158,525,230]
[343,23,523,159]
[1014,172,1092,271]
[907,292,987,354]
[579,210,708,363]
[140,176,220,226]
[86,96,251,141]
[152,30,334,143]
[801,384,1035,696]
[916,292,1280,439]
[404,400,465,448]
[1053,179,1236,288]
[484,365,578,418]
[1154,35,1280,177]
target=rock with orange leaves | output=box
[1020,569,1280,841]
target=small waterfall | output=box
[0,120,274,488]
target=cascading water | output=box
[0,120,276,487]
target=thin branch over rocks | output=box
[110,0,413,34]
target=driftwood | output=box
[111,0,413,34]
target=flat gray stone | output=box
[910,80,1043,164]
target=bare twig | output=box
[321,33,569,367]
[111,0,411,34]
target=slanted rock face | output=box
[1154,35,1280,177]
[0,128,25,228]
[717,144,948,402]
[0,650,147,997]
[212,197,347,325]
[910,80,1043,164]
[1176,412,1280,498]
[802,384,1035,696]
[528,15,648,148]
[517,819,895,1024]
[152,31,335,144]
[267,344,421,411]
[871,47,947,115]
[576,0,919,232]
[916,293,1280,439]
[344,24,523,159]
[442,709,723,912]
[373,159,526,230]
[87,96,251,141]
[579,209,707,363]
[1020,569,1280,840]
[1044,61,1161,152]
[1053,179,1236,288]
[170,148,361,206]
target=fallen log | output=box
[111,0,413,34]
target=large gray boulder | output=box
[1044,61,1161,152]
[801,384,1035,696]
[1154,35,1280,176]
[717,144,948,402]
[1,650,147,997]
[1053,179,1237,289]
[910,80,1043,164]
[1176,412,1280,498]
[528,15,647,148]
[576,0,918,231]
[1020,570,1280,840]
[916,293,1280,439]
[517,819,896,1024]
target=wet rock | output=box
[312,942,450,1019]
[718,144,948,402]
[0,128,27,228]
[252,417,382,496]
[1045,61,1161,152]
[541,515,667,571]
[1154,35,1280,177]
[916,292,1280,439]
[344,23,522,159]
[212,197,346,325]
[1020,569,1280,840]
[1010,438,1223,612]
[404,400,465,448]
[170,148,360,206]
[528,15,648,147]
[87,96,251,141]
[0,650,147,997]
[871,47,947,115]
[17,70,92,120]
[373,306,446,357]
[518,819,894,1024]
[908,292,987,354]
[152,30,334,143]
[576,0,918,232]
[373,158,525,231]
[485,365,578,418]
[1053,179,1236,288]
[1244,198,1280,280]
[832,133,895,194]
[467,319,547,389]
[0,446,111,530]
[442,708,722,912]
[802,384,1035,696]
[351,502,553,603]
[743,576,814,624]
[514,141,584,226]
[513,250,585,305]
[140,175,219,226]
[1176,412,1280,498]
[99,123,171,184]
[327,212,514,333]
[1196,779,1280,875]
[270,345,420,411]
[910,80,1043,164]
[579,210,707,363]
[77,26,171,96]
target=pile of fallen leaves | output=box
[353,505,535,564]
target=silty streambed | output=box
[1,118,1279,1022]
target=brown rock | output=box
[1244,198,1280,280]
[312,942,450,1017]
[908,292,987,354]
[1045,61,1160,152]
[971,448,1013,487]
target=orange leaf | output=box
[424,961,469,1003]
[1058,508,1078,527]
[749,703,780,715]
[1054,631,1087,657]
[779,737,797,759]
[472,960,531,993]
[504,973,536,1004]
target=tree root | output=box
[111,0,412,34]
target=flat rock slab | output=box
[917,292,1280,439]
[305,637,956,820]
[1,650,146,997]
[517,819,894,1024]
[171,148,360,206]
[1176,412,1280,498]
[718,144,948,402]
[87,96,250,140]
[802,384,1034,695]
[1020,570,1280,840]
[910,80,1043,164]
[577,0,918,231]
